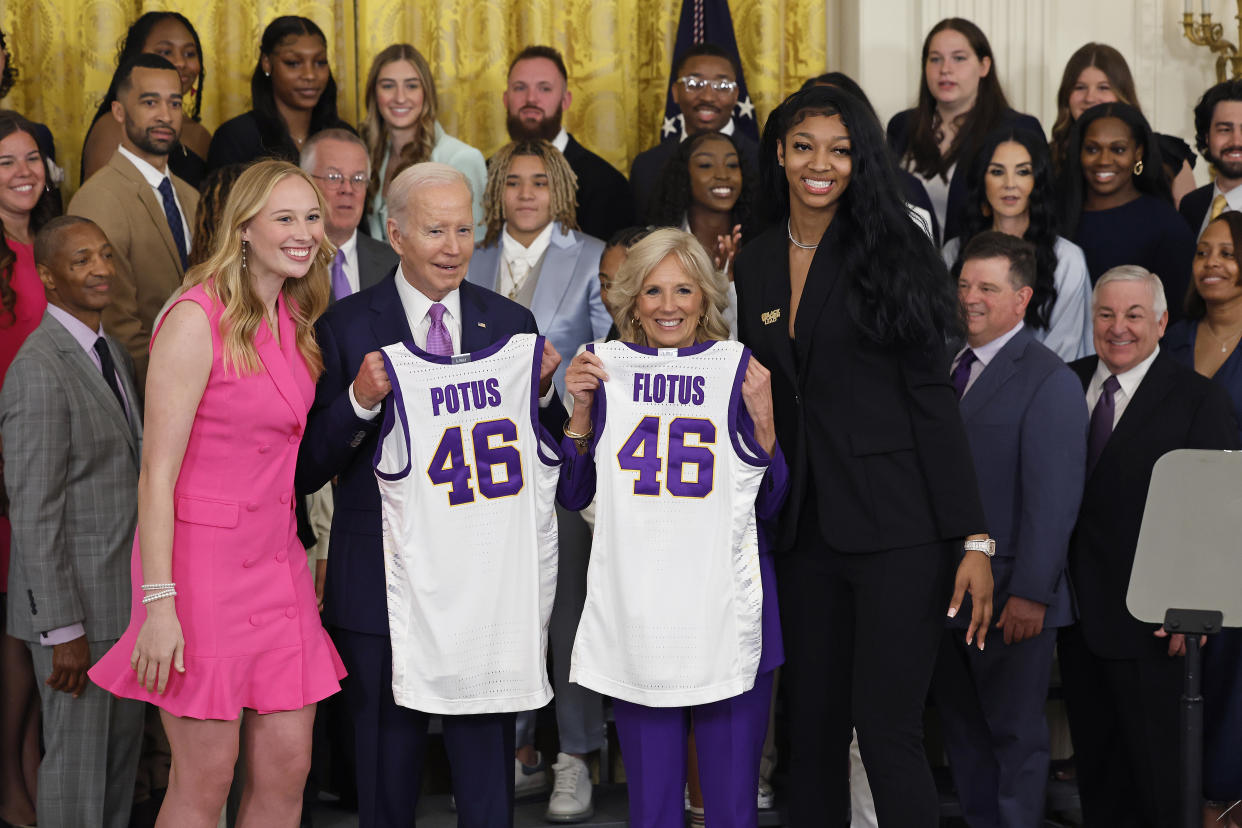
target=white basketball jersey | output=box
[570,340,769,707]
[374,333,560,714]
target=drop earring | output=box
[241,240,249,272]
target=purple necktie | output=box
[331,249,351,301]
[951,349,978,400]
[426,302,452,356]
[1087,374,1121,472]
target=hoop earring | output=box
[1133,159,1144,176]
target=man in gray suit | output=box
[466,139,610,821]
[1,216,144,828]
[931,232,1088,828]
[301,129,399,302]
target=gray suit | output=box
[1,310,144,828]
[466,222,611,393]
[357,231,399,293]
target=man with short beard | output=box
[1181,78,1242,237]
[68,54,198,389]
[504,46,634,241]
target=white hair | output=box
[1093,265,1168,316]
[299,128,371,178]
[386,162,472,227]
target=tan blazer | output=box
[67,151,198,389]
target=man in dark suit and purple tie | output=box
[1060,264,1238,828]
[932,232,1087,828]
[296,162,564,827]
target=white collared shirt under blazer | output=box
[373,333,560,714]
[571,339,768,707]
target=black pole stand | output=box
[1164,607,1223,828]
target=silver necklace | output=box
[787,218,818,250]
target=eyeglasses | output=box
[677,76,738,94]
[312,170,369,190]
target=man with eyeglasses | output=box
[300,128,398,302]
[629,43,759,222]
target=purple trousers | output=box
[613,670,774,828]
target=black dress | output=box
[205,110,353,175]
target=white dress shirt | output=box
[117,145,192,245]
[951,321,1025,397]
[1086,346,1160,428]
[552,129,570,154]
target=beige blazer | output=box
[67,151,198,389]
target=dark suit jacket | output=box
[954,327,1086,629]
[630,129,760,223]
[1178,182,1212,236]
[886,108,1044,243]
[734,222,986,553]
[1068,352,1238,659]
[356,232,399,292]
[562,134,635,242]
[295,275,565,635]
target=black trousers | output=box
[1057,624,1183,828]
[777,506,955,827]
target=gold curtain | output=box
[0,0,824,195]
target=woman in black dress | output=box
[1058,102,1194,322]
[205,16,351,174]
[734,84,993,828]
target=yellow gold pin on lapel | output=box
[761,309,781,326]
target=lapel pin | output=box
[477,322,487,328]
[761,309,781,326]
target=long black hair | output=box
[1057,102,1169,240]
[762,85,960,345]
[951,126,1059,330]
[648,131,756,236]
[251,16,345,162]
[86,12,204,126]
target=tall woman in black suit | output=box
[887,18,1042,244]
[734,85,994,827]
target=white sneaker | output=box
[515,751,551,799]
[757,778,775,810]
[546,752,593,822]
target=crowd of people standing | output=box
[0,11,1240,828]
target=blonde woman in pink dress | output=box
[89,159,345,827]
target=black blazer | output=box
[733,222,986,553]
[1178,182,1212,236]
[562,134,635,242]
[886,107,1044,244]
[629,130,760,223]
[1068,352,1238,659]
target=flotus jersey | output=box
[374,333,560,714]
[570,340,769,707]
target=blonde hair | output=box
[482,140,578,247]
[182,160,332,378]
[609,228,730,346]
[360,44,439,204]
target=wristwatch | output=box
[964,538,996,558]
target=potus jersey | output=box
[570,340,770,707]
[373,333,560,714]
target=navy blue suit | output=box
[296,271,564,827]
[931,327,1087,828]
[1178,182,1212,237]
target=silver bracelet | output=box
[140,582,175,591]
[141,589,177,605]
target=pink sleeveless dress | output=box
[89,283,345,718]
